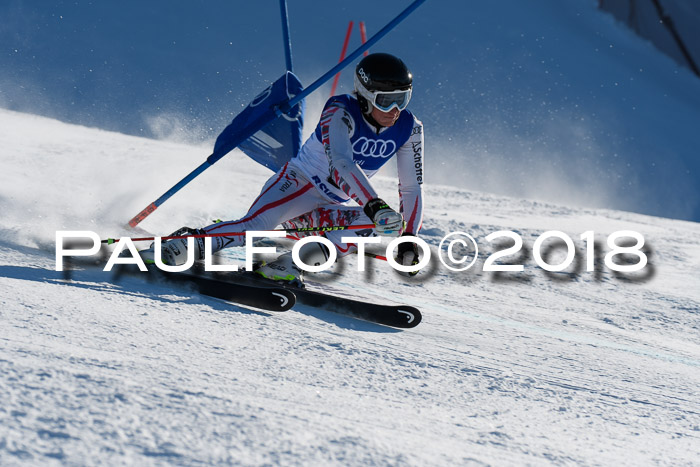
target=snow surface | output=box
[1,109,700,465]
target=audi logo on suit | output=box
[352,137,397,158]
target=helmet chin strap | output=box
[356,94,370,114]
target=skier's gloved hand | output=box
[363,198,404,236]
[396,233,421,277]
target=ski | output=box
[112,265,295,312]
[209,272,422,328]
[108,264,420,326]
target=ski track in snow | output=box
[1,109,700,465]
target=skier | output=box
[142,52,424,284]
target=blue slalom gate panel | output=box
[214,71,305,173]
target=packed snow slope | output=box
[2,0,700,222]
[2,110,700,465]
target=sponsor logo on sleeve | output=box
[412,141,423,184]
[279,169,300,192]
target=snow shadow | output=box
[291,303,402,334]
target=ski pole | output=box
[362,251,388,262]
[101,224,376,244]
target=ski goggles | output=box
[355,75,412,112]
[370,89,412,112]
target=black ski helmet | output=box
[354,53,413,114]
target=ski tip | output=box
[270,289,296,311]
[395,306,422,328]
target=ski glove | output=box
[396,233,421,277]
[364,198,404,236]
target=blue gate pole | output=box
[281,0,427,113]
[279,0,294,72]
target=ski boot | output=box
[255,241,331,287]
[139,227,206,266]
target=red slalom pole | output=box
[330,21,354,97]
[359,21,368,56]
